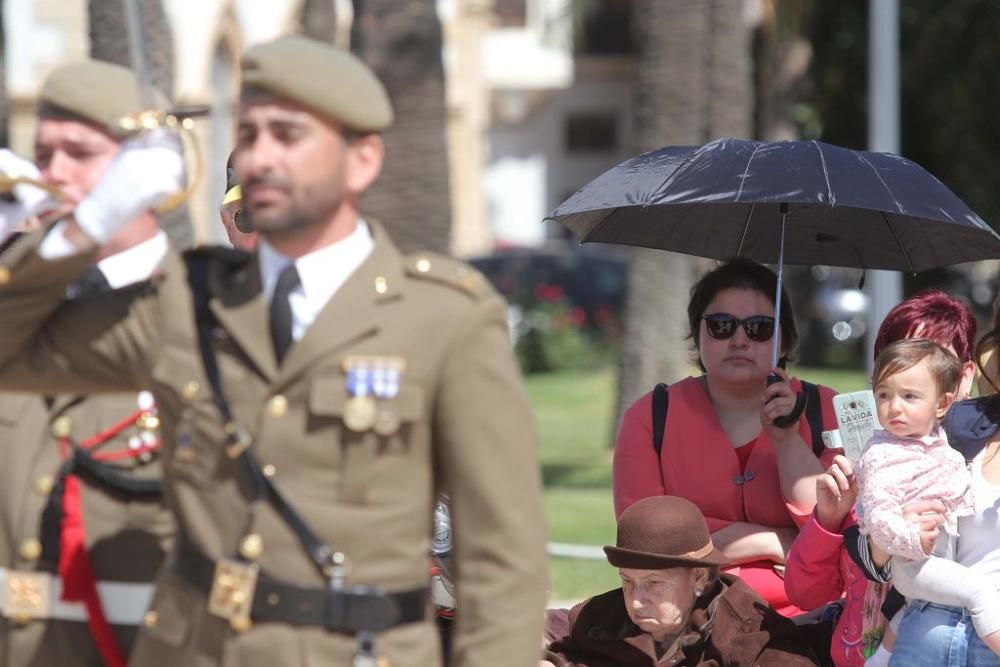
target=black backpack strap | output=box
[651,383,669,459]
[801,380,823,458]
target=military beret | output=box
[37,60,168,138]
[240,35,393,132]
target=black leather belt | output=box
[172,540,428,633]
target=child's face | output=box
[875,358,954,438]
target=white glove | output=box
[0,149,53,237]
[74,128,185,244]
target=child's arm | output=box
[856,447,927,561]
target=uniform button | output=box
[239,534,263,560]
[137,413,160,431]
[51,416,73,439]
[175,448,196,463]
[181,380,200,400]
[0,266,10,285]
[19,539,42,561]
[230,616,252,632]
[415,257,432,273]
[143,610,158,628]
[34,475,54,497]
[262,464,276,478]
[374,276,388,294]
[267,395,288,418]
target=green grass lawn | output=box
[527,364,868,603]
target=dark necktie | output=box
[270,263,300,364]
[67,265,112,299]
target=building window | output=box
[496,0,527,28]
[575,0,633,55]
[565,113,619,152]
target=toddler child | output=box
[856,338,1000,655]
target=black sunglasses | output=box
[702,313,776,342]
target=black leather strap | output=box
[172,540,427,632]
[801,380,823,457]
[651,383,669,459]
[185,254,350,578]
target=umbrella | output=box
[548,137,1000,424]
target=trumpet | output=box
[0,104,209,212]
[114,105,210,214]
[0,175,65,201]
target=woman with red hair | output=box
[785,289,978,667]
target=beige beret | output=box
[38,60,169,137]
[241,36,393,132]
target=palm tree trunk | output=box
[0,0,8,148]
[614,0,751,436]
[350,0,451,255]
[88,0,192,249]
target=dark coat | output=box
[543,574,817,667]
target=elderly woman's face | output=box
[620,566,709,642]
[698,287,780,386]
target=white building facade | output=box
[4,0,634,255]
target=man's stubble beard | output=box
[245,184,344,244]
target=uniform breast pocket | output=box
[308,375,426,504]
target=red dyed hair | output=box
[873,289,976,363]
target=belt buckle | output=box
[2,571,52,623]
[207,558,259,632]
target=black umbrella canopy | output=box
[549,138,1000,272]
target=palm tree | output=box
[614,0,751,431]
[350,0,452,255]
[88,0,192,248]
[0,0,7,148]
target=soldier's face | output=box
[234,100,382,240]
[34,118,121,206]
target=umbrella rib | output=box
[735,203,756,257]
[855,152,905,214]
[811,140,835,205]
[880,211,914,273]
[734,142,764,203]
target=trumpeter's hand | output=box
[74,128,185,244]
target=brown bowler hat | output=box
[604,496,730,569]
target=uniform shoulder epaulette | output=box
[403,253,491,299]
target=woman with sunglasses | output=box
[613,257,838,617]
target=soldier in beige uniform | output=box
[0,36,548,667]
[0,61,175,666]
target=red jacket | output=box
[613,376,838,615]
[784,512,888,666]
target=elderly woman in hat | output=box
[541,496,817,666]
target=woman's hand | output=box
[815,455,857,532]
[902,499,946,556]
[761,367,800,445]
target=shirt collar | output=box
[96,231,169,289]
[257,219,374,304]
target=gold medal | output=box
[344,395,377,432]
[373,407,401,437]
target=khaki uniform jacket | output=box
[0,223,548,667]
[0,392,173,666]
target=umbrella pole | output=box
[769,203,807,429]
[772,203,788,369]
